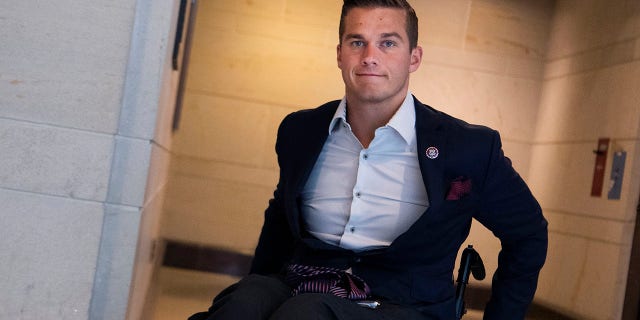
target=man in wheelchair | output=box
[190,0,548,319]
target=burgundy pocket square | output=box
[446,177,472,200]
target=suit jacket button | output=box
[354,257,362,263]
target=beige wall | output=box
[0,1,180,319]
[530,0,640,319]
[164,0,640,318]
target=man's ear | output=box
[337,44,343,69]
[409,45,423,73]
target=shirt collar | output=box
[328,92,416,145]
[328,99,348,134]
[387,92,416,145]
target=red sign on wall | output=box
[591,138,610,197]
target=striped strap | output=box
[284,264,371,300]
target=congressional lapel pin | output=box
[426,147,439,159]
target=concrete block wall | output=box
[0,0,180,319]
[0,1,135,318]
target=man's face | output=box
[337,7,422,106]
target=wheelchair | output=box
[455,245,486,319]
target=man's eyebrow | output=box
[344,33,365,41]
[380,32,403,40]
[343,32,404,41]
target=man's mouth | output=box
[356,73,384,77]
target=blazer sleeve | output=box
[249,117,296,275]
[473,131,548,320]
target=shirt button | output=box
[355,192,361,198]
[350,226,356,233]
[363,154,369,160]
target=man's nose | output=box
[361,45,378,65]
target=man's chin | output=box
[350,91,393,105]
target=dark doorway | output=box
[622,194,640,320]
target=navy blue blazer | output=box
[250,97,548,319]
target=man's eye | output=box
[351,41,365,47]
[381,40,396,48]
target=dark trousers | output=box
[189,274,431,320]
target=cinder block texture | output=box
[0,189,104,319]
[0,119,113,201]
[0,0,136,133]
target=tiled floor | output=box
[149,266,484,320]
[150,267,239,320]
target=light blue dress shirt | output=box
[300,93,429,252]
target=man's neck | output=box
[345,93,407,148]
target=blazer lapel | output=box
[289,103,339,193]
[285,102,340,236]
[387,97,449,249]
[414,97,448,214]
